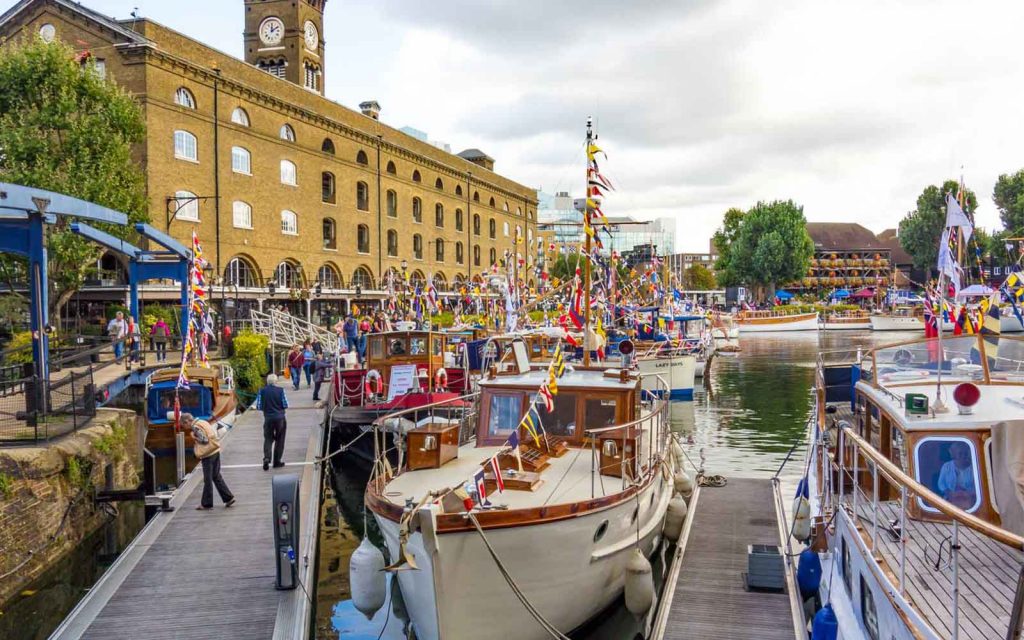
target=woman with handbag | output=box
[183,413,235,510]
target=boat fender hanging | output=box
[365,369,384,397]
[795,477,809,500]
[811,604,839,640]
[791,495,811,542]
[674,470,693,499]
[663,494,688,542]
[797,548,822,596]
[435,367,448,390]
[624,548,655,617]
[349,538,386,620]
[670,438,685,468]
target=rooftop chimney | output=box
[359,100,381,120]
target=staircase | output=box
[244,309,339,354]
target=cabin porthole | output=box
[594,520,609,542]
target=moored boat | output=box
[737,310,819,333]
[144,365,237,453]
[821,309,871,330]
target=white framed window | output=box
[174,190,199,221]
[281,210,298,235]
[280,124,295,142]
[175,87,196,109]
[913,436,982,514]
[230,107,250,127]
[173,130,198,162]
[280,159,297,186]
[503,221,510,237]
[231,146,251,175]
[232,201,252,229]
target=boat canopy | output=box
[146,379,213,423]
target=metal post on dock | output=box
[839,429,845,505]
[852,440,859,516]
[176,430,186,486]
[952,519,960,640]
[899,486,907,594]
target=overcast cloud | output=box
[62,0,1024,251]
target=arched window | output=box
[503,202,509,212]
[435,203,444,228]
[386,160,396,174]
[473,245,481,266]
[517,206,522,217]
[435,238,445,262]
[433,273,448,292]
[435,177,444,190]
[489,248,497,265]
[456,241,464,264]
[412,197,422,223]
[232,201,252,229]
[413,234,423,260]
[322,218,336,249]
[473,191,480,203]
[455,208,464,231]
[224,256,259,288]
[174,87,196,109]
[322,172,336,204]
[473,214,481,236]
[174,130,197,162]
[356,150,368,165]
[384,267,402,288]
[412,170,421,183]
[503,221,509,237]
[230,107,249,126]
[357,224,370,253]
[528,228,533,244]
[410,270,426,289]
[456,184,463,197]
[528,210,534,220]
[174,190,199,221]
[489,218,496,239]
[516,224,522,239]
[280,210,298,235]
[275,261,303,288]
[352,266,374,290]
[280,160,297,186]
[387,230,398,256]
[318,264,342,289]
[356,182,369,210]
[322,138,335,154]
[489,197,496,208]
[280,124,295,142]
[231,146,251,175]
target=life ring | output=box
[435,367,448,390]
[365,369,384,397]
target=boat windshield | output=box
[863,334,1024,386]
[147,383,212,422]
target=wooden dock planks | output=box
[662,477,797,640]
[50,384,324,640]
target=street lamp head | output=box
[400,259,408,271]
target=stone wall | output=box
[0,409,142,607]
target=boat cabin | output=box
[340,331,467,400]
[145,365,236,451]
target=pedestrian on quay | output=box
[302,340,315,387]
[107,310,127,359]
[287,344,304,390]
[339,314,358,354]
[183,413,235,510]
[150,317,171,362]
[311,336,324,357]
[358,315,371,361]
[312,352,333,401]
[255,373,289,470]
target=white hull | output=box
[822,320,872,330]
[738,314,819,333]
[375,475,671,640]
[694,359,705,377]
[870,315,923,331]
[1002,314,1024,333]
[638,353,696,399]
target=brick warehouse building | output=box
[0,0,538,324]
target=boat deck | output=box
[657,478,798,640]
[49,384,324,640]
[852,499,1024,639]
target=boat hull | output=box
[638,353,696,399]
[1002,314,1024,333]
[822,319,872,330]
[738,312,819,333]
[374,473,671,640]
[869,315,924,331]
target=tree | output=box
[897,180,977,273]
[729,200,814,300]
[994,169,1024,234]
[683,264,717,290]
[0,38,147,317]
[711,207,744,287]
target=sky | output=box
[35,0,1024,252]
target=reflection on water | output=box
[317,330,919,637]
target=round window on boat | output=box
[593,520,609,543]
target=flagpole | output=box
[934,272,947,412]
[583,117,593,367]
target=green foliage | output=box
[141,305,178,336]
[230,330,270,394]
[986,228,1014,265]
[3,331,34,364]
[104,304,130,320]
[94,424,128,459]
[0,38,147,316]
[549,253,585,282]
[0,472,13,499]
[64,455,92,490]
[994,169,1024,234]
[712,207,745,287]
[897,180,978,272]
[729,200,815,296]
[682,264,717,290]
[0,295,26,332]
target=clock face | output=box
[39,23,56,43]
[259,17,284,46]
[304,20,319,51]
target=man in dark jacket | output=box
[255,373,289,470]
[312,353,333,401]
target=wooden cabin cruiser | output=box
[364,346,676,640]
[803,334,1024,640]
[144,365,237,454]
[869,306,925,331]
[329,331,472,465]
[822,309,872,330]
[737,310,819,333]
[625,308,698,398]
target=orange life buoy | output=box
[365,369,383,397]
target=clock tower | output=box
[243,0,326,95]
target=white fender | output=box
[624,548,655,617]
[349,538,386,620]
[663,494,688,542]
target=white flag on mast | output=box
[937,193,974,296]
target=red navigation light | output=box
[953,382,981,408]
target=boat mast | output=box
[584,117,594,367]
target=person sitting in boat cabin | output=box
[938,441,977,510]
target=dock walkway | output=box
[657,477,799,640]
[50,383,324,640]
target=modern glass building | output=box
[537,191,675,256]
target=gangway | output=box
[242,308,339,354]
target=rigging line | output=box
[542,446,584,506]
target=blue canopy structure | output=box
[832,289,851,299]
[775,290,794,300]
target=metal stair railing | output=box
[247,309,339,354]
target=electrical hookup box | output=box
[272,473,301,590]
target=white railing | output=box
[243,308,339,354]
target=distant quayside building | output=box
[0,0,538,323]
[537,191,674,257]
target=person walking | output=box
[150,317,171,362]
[287,345,303,391]
[255,373,288,470]
[107,311,127,360]
[311,337,324,357]
[183,413,235,510]
[341,315,359,354]
[312,353,333,401]
[302,340,315,388]
[358,316,371,361]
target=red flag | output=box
[488,457,505,493]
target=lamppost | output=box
[400,259,408,315]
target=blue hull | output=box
[646,388,694,400]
